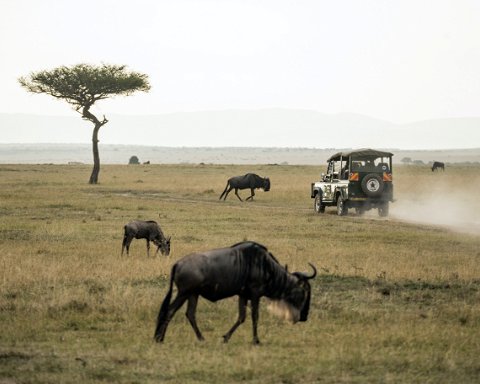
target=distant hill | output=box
[1,143,479,165]
[1,110,479,149]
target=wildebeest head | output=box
[263,177,271,192]
[268,263,316,323]
[286,263,317,322]
[154,236,171,256]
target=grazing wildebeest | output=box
[431,161,445,172]
[219,173,270,201]
[154,241,316,344]
[121,220,171,257]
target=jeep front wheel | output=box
[314,194,325,213]
[361,173,384,197]
[337,196,348,216]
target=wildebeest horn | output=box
[294,263,317,280]
[306,263,317,279]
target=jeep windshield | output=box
[351,156,391,173]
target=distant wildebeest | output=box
[431,161,445,172]
[154,241,316,344]
[219,173,270,201]
[121,220,171,257]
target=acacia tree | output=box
[19,63,150,184]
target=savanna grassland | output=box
[0,162,479,383]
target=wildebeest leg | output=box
[246,188,255,201]
[146,239,150,257]
[234,188,243,202]
[122,235,133,256]
[152,238,161,256]
[222,296,247,343]
[251,297,260,344]
[223,186,234,200]
[186,295,204,341]
[219,182,231,200]
[154,294,188,342]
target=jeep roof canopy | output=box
[327,148,394,162]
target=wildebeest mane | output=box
[230,242,291,297]
[229,240,268,252]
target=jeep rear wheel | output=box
[378,202,389,217]
[361,173,384,197]
[314,194,325,213]
[337,196,348,216]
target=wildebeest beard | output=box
[267,299,301,323]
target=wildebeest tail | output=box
[219,181,230,200]
[154,264,177,340]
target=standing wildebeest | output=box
[154,241,316,344]
[431,161,445,172]
[219,173,270,201]
[121,220,171,257]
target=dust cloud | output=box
[390,189,480,235]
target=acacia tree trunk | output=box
[89,124,101,184]
[82,106,108,184]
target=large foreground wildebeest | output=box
[154,241,316,344]
[219,173,270,201]
[121,220,171,257]
[431,161,445,171]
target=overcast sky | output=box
[1,0,479,126]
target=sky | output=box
[1,0,480,146]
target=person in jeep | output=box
[310,149,394,217]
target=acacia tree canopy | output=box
[19,63,151,184]
[19,63,150,109]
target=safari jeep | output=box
[310,149,394,217]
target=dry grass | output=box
[0,163,479,383]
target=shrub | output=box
[128,156,140,165]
